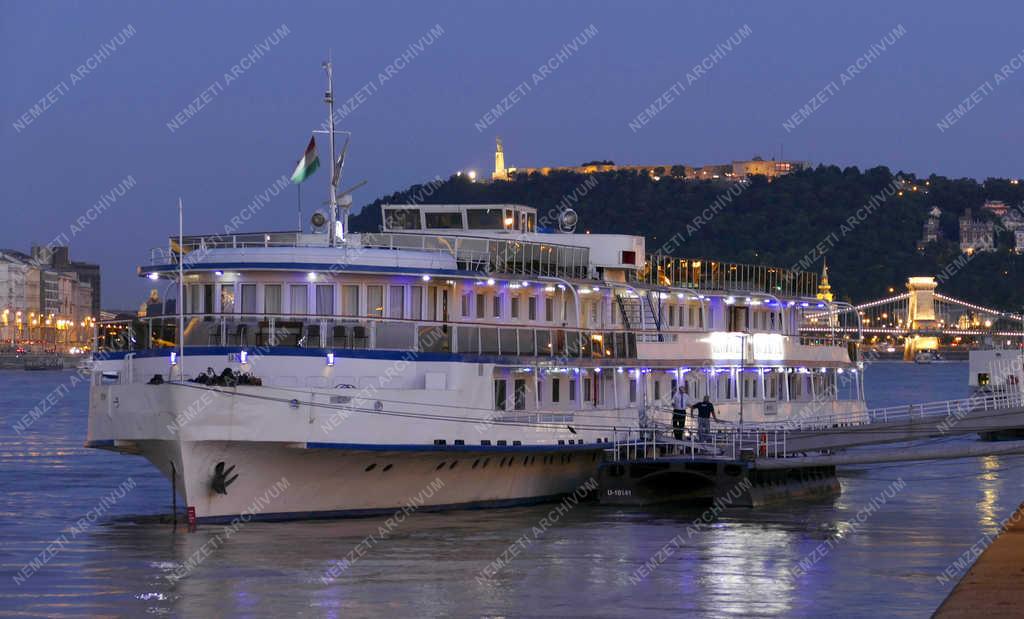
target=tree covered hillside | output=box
[350,166,1024,309]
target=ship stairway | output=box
[615,293,663,339]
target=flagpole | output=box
[178,197,185,380]
[297,183,302,232]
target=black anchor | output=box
[211,461,239,495]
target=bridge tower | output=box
[904,276,940,360]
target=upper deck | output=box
[145,204,819,299]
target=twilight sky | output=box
[3,0,1023,308]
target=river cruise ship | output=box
[85,66,866,522]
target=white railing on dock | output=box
[755,390,1024,431]
[608,425,789,462]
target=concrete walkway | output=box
[934,502,1024,617]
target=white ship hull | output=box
[127,439,602,522]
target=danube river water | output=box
[1,362,1021,617]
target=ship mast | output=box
[323,58,339,246]
[320,56,353,246]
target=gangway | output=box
[597,393,1024,507]
[762,391,1024,453]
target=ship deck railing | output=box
[98,312,650,360]
[629,254,820,298]
[150,230,592,279]
[97,310,851,364]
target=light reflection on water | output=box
[0,362,1022,617]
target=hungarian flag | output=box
[290,136,320,184]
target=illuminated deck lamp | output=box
[239,350,248,364]
[169,351,177,366]
[147,272,160,281]
[326,352,335,366]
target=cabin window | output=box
[425,211,463,229]
[289,284,308,315]
[476,294,485,319]
[367,285,384,317]
[528,297,537,321]
[315,285,334,315]
[494,379,507,411]
[240,284,257,314]
[492,295,502,318]
[410,286,423,320]
[220,284,235,313]
[525,213,536,232]
[569,379,576,401]
[552,378,560,403]
[386,208,421,230]
[467,208,503,229]
[590,302,599,325]
[514,379,526,410]
[342,285,359,316]
[629,378,637,403]
[460,292,470,317]
[653,380,660,402]
[584,377,593,402]
[668,305,676,327]
[264,285,282,315]
[545,297,554,322]
[511,297,520,319]
[743,375,757,399]
[388,285,405,319]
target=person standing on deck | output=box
[672,384,692,440]
[691,395,720,442]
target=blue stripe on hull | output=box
[306,442,605,453]
[194,492,574,524]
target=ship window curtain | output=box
[289,284,308,316]
[240,284,257,315]
[315,284,334,315]
[388,285,405,319]
[410,286,423,320]
[342,285,359,317]
[367,285,384,318]
[189,285,202,314]
[263,285,282,315]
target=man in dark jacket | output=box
[690,396,719,442]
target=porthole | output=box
[483,458,490,468]
[472,459,480,469]
[365,463,376,472]
[449,461,458,470]
[435,461,446,470]
[383,464,393,472]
